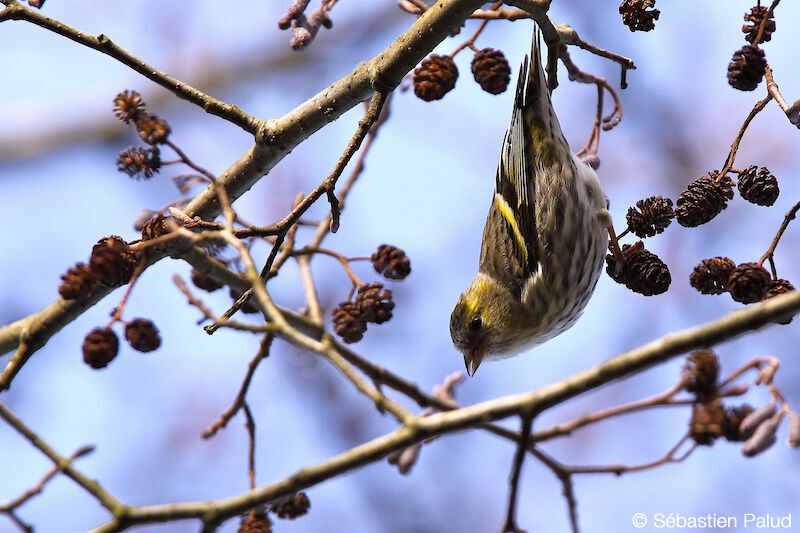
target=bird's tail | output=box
[513,25,569,163]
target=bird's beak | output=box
[464,342,487,377]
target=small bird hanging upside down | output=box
[450,26,612,376]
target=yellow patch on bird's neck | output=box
[494,193,528,263]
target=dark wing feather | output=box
[494,46,539,279]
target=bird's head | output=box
[450,273,530,376]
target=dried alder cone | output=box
[113,89,171,144]
[625,196,674,238]
[689,256,736,295]
[743,5,776,44]
[605,242,671,296]
[141,214,189,254]
[113,89,144,124]
[680,353,782,450]
[727,45,766,92]
[728,262,771,304]
[135,114,171,145]
[413,54,458,101]
[689,400,727,445]
[82,327,119,369]
[58,235,138,299]
[737,165,779,206]
[238,508,272,533]
[90,236,138,288]
[332,301,367,344]
[125,318,161,352]
[471,48,511,95]
[116,146,162,180]
[372,244,411,280]
[763,278,796,300]
[690,400,759,445]
[355,283,395,324]
[683,350,719,398]
[675,173,734,227]
[59,263,97,301]
[332,283,396,343]
[618,0,660,32]
[271,492,311,519]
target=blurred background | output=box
[1,1,799,531]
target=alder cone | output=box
[332,302,367,344]
[727,45,766,91]
[59,263,97,300]
[471,48,511,95]
[742,6,776,44]
[625,195,674,238]
[737,165,779,206]
[82,327,119,369]
[689,256,735,295]
[90,236,138,288]
[125,318,161,352]
[727,262,770,304]
[413,54,458,101]
[372,244,411,280]
[618,0,660,32]
[605,242,671,296]
[675,173,734,227]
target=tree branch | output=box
[0,1,263,134]
[86,291,800,531]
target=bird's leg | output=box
[606,223,625,263]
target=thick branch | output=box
[88,291,800,531]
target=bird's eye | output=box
[469,316,482,331]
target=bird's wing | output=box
[481,27,574,294]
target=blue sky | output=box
[2,1,799,531]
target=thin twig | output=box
[560,46,623,157]
[204,92,389,333]
[502,415,533,533]
[758,201,800,277]
[0,2,263,133]
[172,275,273,333]
[242,402,257,491]
[203,334,274,439]
[449,3,501,57]
[233,92,389,239]
[565,435,696,475]
[718,95,772,182]
[106,261,148,327]
[528,447,579,533]
[555,23,636,88]
[532,379,687,441]
[297,255,323,325]
[0,445,95,513]
[292,247,366,287]
[0,401,125,515]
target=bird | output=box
[450,26,611,376]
